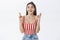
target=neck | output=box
[28,14,34,17]
[27,12,35,18]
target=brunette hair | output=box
[26,2,37,15]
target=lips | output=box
[29,10,32,12]
[30,11,32,12]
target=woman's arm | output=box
[19,21,24,33]
[36,13,42,33]
[19,13,24,33]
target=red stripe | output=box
[29,24,31,30]
[29,24,30,30]
[27,24,28,30]
[24,23,26,29]
[31,24,32,30]
[26,24,27,30]
[27,24,29,30]
[33,24,34,30]
[28,24,30,30]
[25,24,26,29]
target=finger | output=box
[38,13,42,18]
[37,13,41,18]
[19,12,23,18]
[37,14,40,18]
[40,13,42,16]
[19,12,21,16]
[37,14,40,17]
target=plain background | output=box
[0,0,60,40]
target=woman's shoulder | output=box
[22,15,26,18]
[34,15,38,19]
[22,15,27,20]
[34,15,39,22]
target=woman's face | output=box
[26,4,35,15]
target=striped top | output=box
[23,16,38,35]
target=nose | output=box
[29,7,32,11]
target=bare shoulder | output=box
[22,15,26,18]
[20,16,26,20]
[23,15,27,20]
[34,15,38,19]
[25,15,29,18]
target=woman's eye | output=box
[27,6,29,8]
[31,6,34,9]
[31,6,33,8]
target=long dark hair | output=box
[26,2,37,15]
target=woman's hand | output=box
[37,13,42,22]
[19,12,24,33]
[37,13,42,20]
[36,13,42,33]
[19,12,23,23]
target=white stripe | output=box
[28,24,29,30]
[32,24,33,30]
[33,24,35,30]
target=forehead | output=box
[27,4,34,7]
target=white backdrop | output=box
[0,0,60,40]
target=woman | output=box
[19,2,42,40]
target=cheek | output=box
[32,8,35,12]
[26,8,29,11]
[26,9,28,12]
